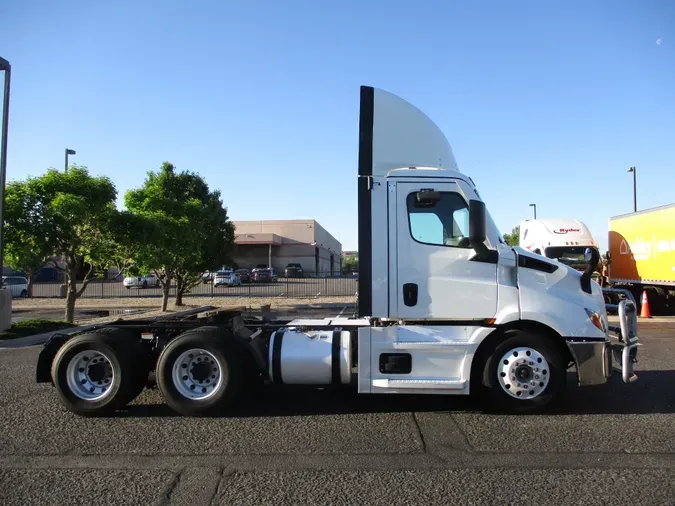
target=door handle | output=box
[403,283,418,307]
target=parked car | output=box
[202,271,215,283]
[123,274,160,289]
[2,276,28,298]
[252,268,278,283]
[235,269,251,283]
[214,271,241,287]
[284,263,304,278]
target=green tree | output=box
[5,165,124,322]
[125,162,236,310]
[503,225,520,247]
[3,180,57,296]
[342,253,358,274]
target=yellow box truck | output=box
[608,203,675,314]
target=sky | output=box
[1,0,674,252]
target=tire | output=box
[479,330,566,414]
[20,289,28,298]
[156,326,245,416]
[50,328,147,416]
[142,281,148,289]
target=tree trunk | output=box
[174,274,185,307]
[64,276,77,323]
[161,275,171,312]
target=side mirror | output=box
[584,247,593,263]
[581,247,600,294]
[414,189,441,207]
[469,200,489,257]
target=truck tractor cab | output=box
[519,218,600,272]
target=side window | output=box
[407,191,471,248]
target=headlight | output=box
[585,308,606,333]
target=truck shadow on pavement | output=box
[119,370,675,418]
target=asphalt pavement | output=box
[1,318,674,505]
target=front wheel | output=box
[480,330,566,413]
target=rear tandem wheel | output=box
[50,328,149,416]
[155,326,245,417]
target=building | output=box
[233,220,342,275]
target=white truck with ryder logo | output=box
[35,86,639,417]
[519,219,600,272]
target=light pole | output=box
[529,203,537,219]
[627,166,636,212]
[0,57,11,289]
[65,148,76,172]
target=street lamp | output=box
[627,166,636,213]
[65,148,76,172]
[0,57,11,289]
[529,203,537,219]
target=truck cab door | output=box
[394,181,498,320]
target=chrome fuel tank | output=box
[268,329,352,385]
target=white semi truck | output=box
[519,219,600,272]
[35,86,639,417]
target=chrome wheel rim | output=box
[497,347,550,400]
[66,350,115,401]
[171,348,223,400]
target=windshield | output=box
[545,246,598,266]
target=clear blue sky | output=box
[2,0,673,252]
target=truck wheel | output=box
[480,330,566,413]
[156,327,244,416]
[142,281,148,289]
[50,329,144,416]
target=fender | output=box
[36,332,72,384]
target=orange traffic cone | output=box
[640,290,652,318]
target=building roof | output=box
[235,233,282,246]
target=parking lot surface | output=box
[1,318,674,504]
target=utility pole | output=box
[65,148,76,172]
[627,166,636,212]
[0,57,11,288]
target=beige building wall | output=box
[233,220,342,275]
[233,220,315,244]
